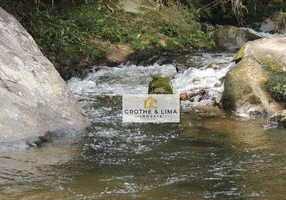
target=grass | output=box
[1,0,214,70]
[260,57,283,73]
[266,74,286,103]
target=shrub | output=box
[267,74,286,103]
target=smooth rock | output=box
[0,7,90,143]
[213,26,261,51]
[235,37,286,73]
[259,12,286,34]
[26,136,47,147]
[222,38,286,117]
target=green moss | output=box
[266,74,286,103]
[148,76,173,94]
[245,31,261,41]
[221,62,253,110]
[259,57,282,73]
[235,44,246,60]
[221,75,252,110]
[214,26,241,49]
[221,81,236,111]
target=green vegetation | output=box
[245,31,261,41]
[260,57,283,73]
[198,0,286,24]
[221,73,252,110]
[245,0,286,22]
[148,76,173,94]
[235,44,246,60]
[2,0,284,79]
[266,74,286,103]
[0,0,214,73]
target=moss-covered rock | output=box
[213,26,260,51]
[239,37,286,73]
[222,37,286,116]
[234,44,246,60]
[221,57,283,116]
[148,76,173,94]
[260,57,283,73]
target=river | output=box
[1,48,286,199]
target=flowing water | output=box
[1,50,286,200]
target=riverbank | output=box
[2,1,285,80]
[0,0,215,79]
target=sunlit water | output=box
[241,27,286,38]
[1,51,286,200]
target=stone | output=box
[207,62,223,69]
[148,76,173,94]
[213,26,261,51]
[106,44,132,64]
[221,57,283,116]
[267,110,286,128]
[0,7,90,143]
[180,92,189,101]
[259,12,286,34]
[222,38,286,116]
[26,136,47,147]
[236,37,286,73]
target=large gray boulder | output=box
[221,38,286,116]
[213,26,260,51]
[0,7,90,143]
[259,12,286,34]
[235,37,286,73]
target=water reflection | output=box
[1,112,286,199]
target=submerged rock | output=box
[267,110,286,128]
[180,92,189,101]
[0,8,90,143]
[26,136,48,147]
[221,38,286,116]
[207,62,224,69]
[259,12,286,34]
[188,106,225,117]
[44,128,87,141]
[148,76,173,94]
[213,26,261,51]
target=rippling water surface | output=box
[1,51,286,200]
